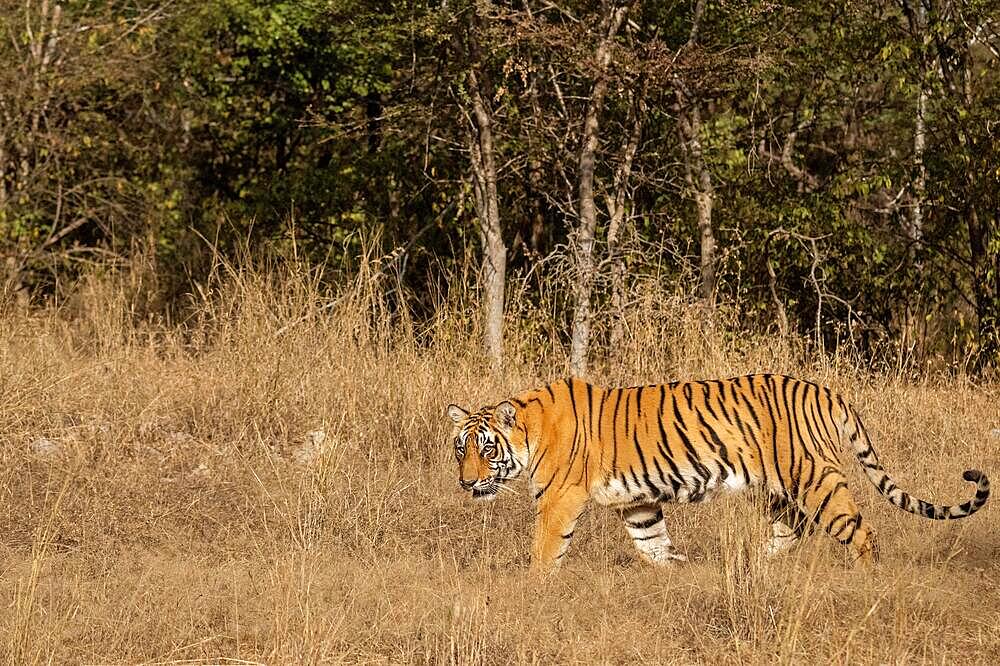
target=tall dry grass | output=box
[0,256,997,664]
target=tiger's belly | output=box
[589,470,751,508]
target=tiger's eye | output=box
[482,445,496,458]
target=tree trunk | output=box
[466,68,507,370]
[902,40,927,362]
[765,230,790,337]
[605,87,644,349]
[569,3,629,377]
[967,204,999,369]
[0,135,7,212]
[677,98,716,304]
[900,0,928,347]
[674,0,716,305]
[909,86,926,253]
[525,64,546,256]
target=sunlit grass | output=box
[0,261,996,663]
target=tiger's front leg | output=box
[529,488,588,573]
[619,503,687,565]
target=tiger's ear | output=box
[447,404,469,424]
[495,401,517,429]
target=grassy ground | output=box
[1,267,998,664]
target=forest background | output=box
[2,0,999,370]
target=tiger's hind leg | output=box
[797,466,879,567]
[619,504,686,565]
[766,496,808,558]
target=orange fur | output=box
[447,375,990,571]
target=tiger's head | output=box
[446,401,528,501]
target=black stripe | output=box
[841,516,860,542]
[576,450,590,486]
[831,514,859,542]
[855,441,875,461]
[814,480,848,520]
[828,512,851,535]
[562,381,583,486]
[534,471,557,499]
[632,532,663,541]
[611,388,625,476]
[585,382,596,454]
[629,468,644,495]
[798,385,822,449]
[919,501,935,519]
[714,382,732,421]
[697,411,732,480]
[624,388,633,442]
[626,514,662,530]
[515,423,530,461]
[739,378,761,432]
[812,465,841,491]
[732,410,767,488]
[655,387,685,490]
[735,398,770,489]
[592,385,604,447]
[700,383,719,421]
[798,385,823,460]
[530,447,548,478]
[836,396,850,420]
[735,451,752,485]
[651,457,675,496]
[784,378,800,489]
[659,445,685,493]
[672,395,712,481]
[799,455,816,492]
[820,391,843,450]
[597,387,607,442]
[853,415,881,469]
[728,380,740,411]
[760,376,786,490]
[633,428,658,495]
[741,391,763,433]
[811,390,837,457]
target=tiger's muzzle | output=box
[461,476,500,501]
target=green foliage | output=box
[1,0,997,368]
[167,0,404,237]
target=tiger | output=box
[446,374,990,571]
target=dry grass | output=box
[1,261,998,664]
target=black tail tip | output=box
[963,469,985,483]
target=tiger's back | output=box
[533,375,855,507]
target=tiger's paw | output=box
[765,520,800,558]
[639,544,687,566]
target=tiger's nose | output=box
[459,479,476,490]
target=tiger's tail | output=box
[843,406,990,520]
